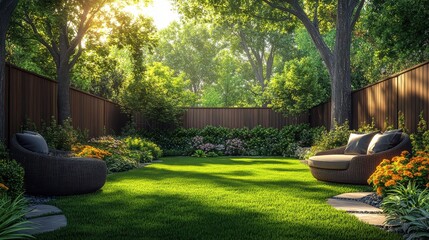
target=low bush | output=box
[368,151,429,196]
[104,154,139,173]
[142,124,322,157]
[382,182,429,239]
[225,138,245,156]
[0,194,33,239]
[23,117,88,151]
[72,145,112,160]
[0,159,24,199]
[87,136,162,172]
[191,150,207,158]
[124,137,163,160]
[304,121,350,159]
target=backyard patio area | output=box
[36,157,400,240]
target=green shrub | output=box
[357,118,379,133]
[124,137,163,160]
[192,150,207,158]
[104,154,139,173]
[0,194,33,239]
[206,152,219,157]
[305,121,350,158]
[21,117,89,151]
[143,124,319,157]
[0,159,24,199]
[410,112,427,152]
[89,136,162,171]
[0,141,8,160]
[382,182,429,239]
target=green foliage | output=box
[41,117,87,151]
[104,154,139,173]
[143,124,321,157]
[398,111,409,133]
[21,117,88,151]
[120,62,196,129]
[305,121,350,158]
[266,29,331,115]
[0,194,33,239]
[410,112,427,152]
[0,159,24,200]
[382,182,429,239]
[124,137,163,160]
[266,57,329,115]
[191,150,207,158]
[152,21,221,94]
[89,136,162,172]
[0,141,9,160]
[357,118,379,133]
[206,152,219,157]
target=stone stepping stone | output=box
[351,213,387,227]
[332,192,373,200]
[327,198,383,213]
[20,215,67,235]
[26,204,62,219]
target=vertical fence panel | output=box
[309,61,429,131]
[7,64,128,140]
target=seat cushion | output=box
[344,132,378,155]
[16,132,49,154]
[367,132,402,154]
[308,154,355,170]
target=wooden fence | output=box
[181,108,309,129]
[5,64,128,139]
[310,61,429,132]
[4,61,429,137]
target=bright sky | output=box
[141,0,181,30]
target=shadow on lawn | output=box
[161,157,295,167]
[38,191,396,240]
[112,165,368,202]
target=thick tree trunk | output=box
[57,61,71,123]
[0,0,18,141]
[331,0,352,128]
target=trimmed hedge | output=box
[141,124,324,157]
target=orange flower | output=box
[414,172,423,177]
[392,175,403,181]
[0,183,9,191]
[376,187,383,196]
[404,171,414,178]
[385,180,396,187]
[426,183,429,188]
[418,166,426,171]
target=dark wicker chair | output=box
[308,133,412,185]
[10,135,107,196]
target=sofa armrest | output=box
[315,146,346,156]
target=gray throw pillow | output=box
[367,132,402,155]
[344,132,378,155]
[16,132,49,154]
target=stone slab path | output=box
[19,204,67,235]
[328,192,387,227]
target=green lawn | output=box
[37,157,400,240]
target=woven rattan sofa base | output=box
[308,133,412,185]
[10,135,107,196]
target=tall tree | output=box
[152,21,221,94]
[13,0,110,123]
[176,0,365,128]
[0,0,18,140]
[232,26,290,106]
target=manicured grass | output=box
[37,157,400,240]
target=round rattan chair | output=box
[10,135,107,196]
[308,133,412,185]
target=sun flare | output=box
[123,0,181,30]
